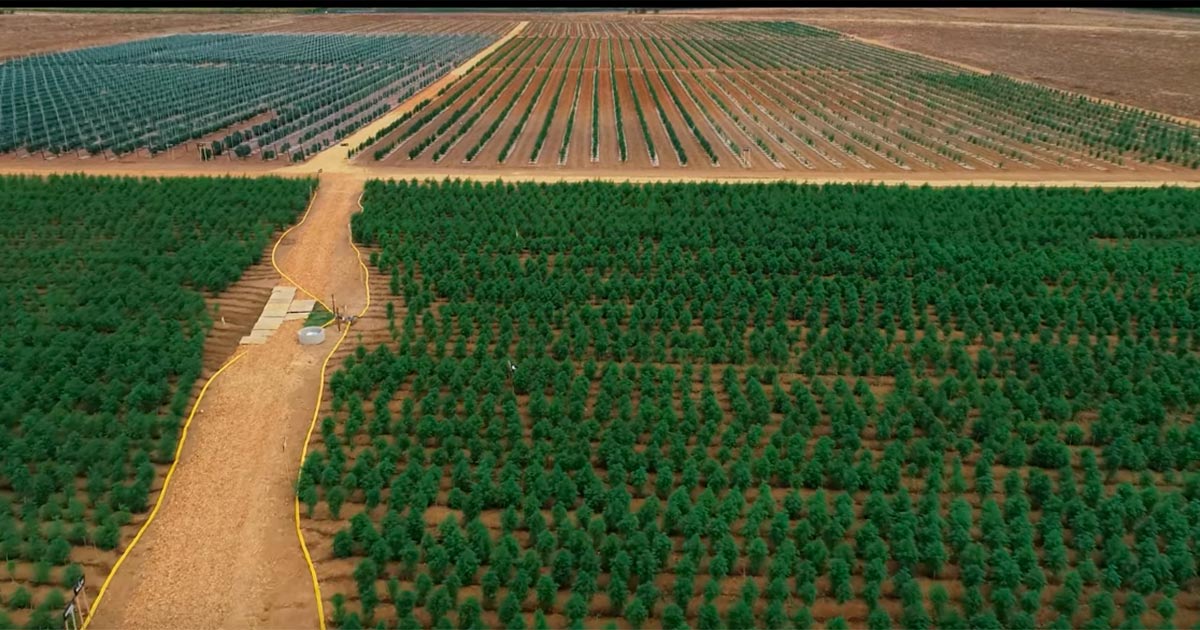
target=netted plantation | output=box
[0,174,314,629]
[0,31,497,160]
[301,180,1200,630]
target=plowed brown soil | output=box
[0,11,277,60]
[783,8,1200,122]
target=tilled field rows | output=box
[361,19,1200,177]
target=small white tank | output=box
[297,326,326,345]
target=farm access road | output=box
[4,154,1200,188]
[86,171,369,630]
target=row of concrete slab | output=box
[239,285,317,345]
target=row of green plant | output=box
[694,20,1200,170]
[376,36,534,161]
[610,39,628,162]
[556,45,589,165]
[619,40,657,164]
[409,38,545,161]
[1,33,494,158]
[0,174,314,628]
[303,180,1200,629]
[462,39,567,162]
[528,40,582,162]
[628,39,693,165]
[501,39,580,163]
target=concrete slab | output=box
[255,316,286,331]
[262,302,290,318]
[284,312,307,321]
[239,335,268,345]
[268,287,297,303]
[288,299,316,313]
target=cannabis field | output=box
[0,174,314,628]
[300,180,1200,629]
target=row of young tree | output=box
[305,180,1200,629]
[0,174,314,628]
[677,19,1200,170]
[395,36,542,162]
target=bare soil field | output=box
[778,8,1200,122]
[666,7,1200,30]
[0,11,264,59]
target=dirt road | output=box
[85,171,369,630]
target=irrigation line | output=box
[79,350,249,630]
[293,188,372,630]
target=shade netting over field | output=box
[0,32,497,159]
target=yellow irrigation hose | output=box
[293,187,372,630]
[271,180,334,316]
[77,181,362,630]
[80,351,249,630]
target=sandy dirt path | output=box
[274,173,370,315]
[349,167,1200,188]
[87,327,325,630]
[86,171,369,630]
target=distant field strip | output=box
[364,19,1200,175]
[0,31,498,160]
